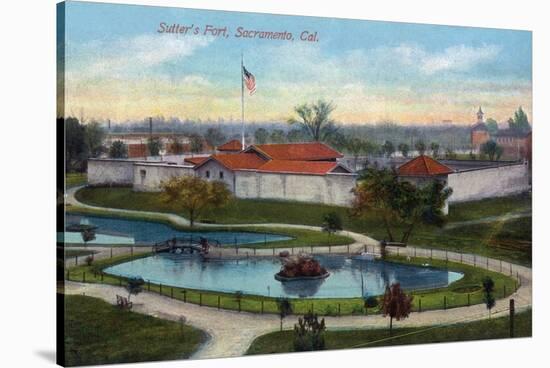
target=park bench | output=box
[116,294,133,310]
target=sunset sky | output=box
[60,1,532,125]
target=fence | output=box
[64,242,526,316]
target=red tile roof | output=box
[250,142,343,161]
[398,155,454,177]
[217,139,242,152]
[257,160,344,175]
[184,156,209,166]
[206,153,267,170]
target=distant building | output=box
[469,107,531,160]
[493,129,531,159]
[471,107,490,151]
[105,132,212,158]
[216,139,242,154]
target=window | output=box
[140,169,146,185]
[219,171,224,179]
[206,170,210,178]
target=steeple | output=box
[477,106,484,123]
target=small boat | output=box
[353,252,376,261]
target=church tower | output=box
[477,106,484,123]
[471,106,489,152]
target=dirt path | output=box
[444,211,531,230]
[65,265,531,360]
[63,186,532,359]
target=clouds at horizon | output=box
[62,2,532,125]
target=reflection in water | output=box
[64,214,292,245]
[105,254,463,299]
[280,278,326,298]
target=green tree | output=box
[108,140,128,158]
[254,128,269,144]
[445,148,457,160]
[430,142,440,158]
[325,131,348,152]
[64,117,87,172]
[485,118,499,135]
[415,140,426,155]
[126,277,145,302]
[482,276,496,317]
[204,127,226,148]
[147,137,162,156]
[160,176,232,226]
[382,140,395,158]
[346,137,364,169]
[359,139,378,169]
[509,107,530,133]
[84,121,105,158]
[398,143,410,158]
[287,129,307,142]
[397,180,453,244]
[270,129,286,143]
[351,169,401,241]
[481,140,503,161]
[288,99,339,142]
[81,228,96,247]
[381,283,413,335]
[189,134,204,154]
[351,169,452,243]
[322,212,343,245]
[276,297,293,331]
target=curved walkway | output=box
[444,211,531,230]
[65,185,379,252]
[64,186,532,359]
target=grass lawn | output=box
[66,173,87,188]
[62,294,206,366]
[75,187,531,264]
[66,252,518,316]
[246,309,531,355]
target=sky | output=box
[60,1,532,125]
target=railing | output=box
[64,242,527,316]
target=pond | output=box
[104,254,464,298]
[63,214,293,246]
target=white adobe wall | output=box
[447,162,530,203]
[194,160,236,193]
[235,171,356,206]
[133,163,195,192]
[87,159,135,186]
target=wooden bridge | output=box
[152,237,221,255]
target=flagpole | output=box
[241,51,245,150]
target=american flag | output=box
[242,66,256,95]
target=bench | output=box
[116,294,133,309]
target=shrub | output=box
[364,295,379,309]
[351,303,364,315]
[323,304,338,316]
[84,255,94,266]
[293,312,326,351]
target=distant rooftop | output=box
[398,155,454,177]
[217,139,243,152]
